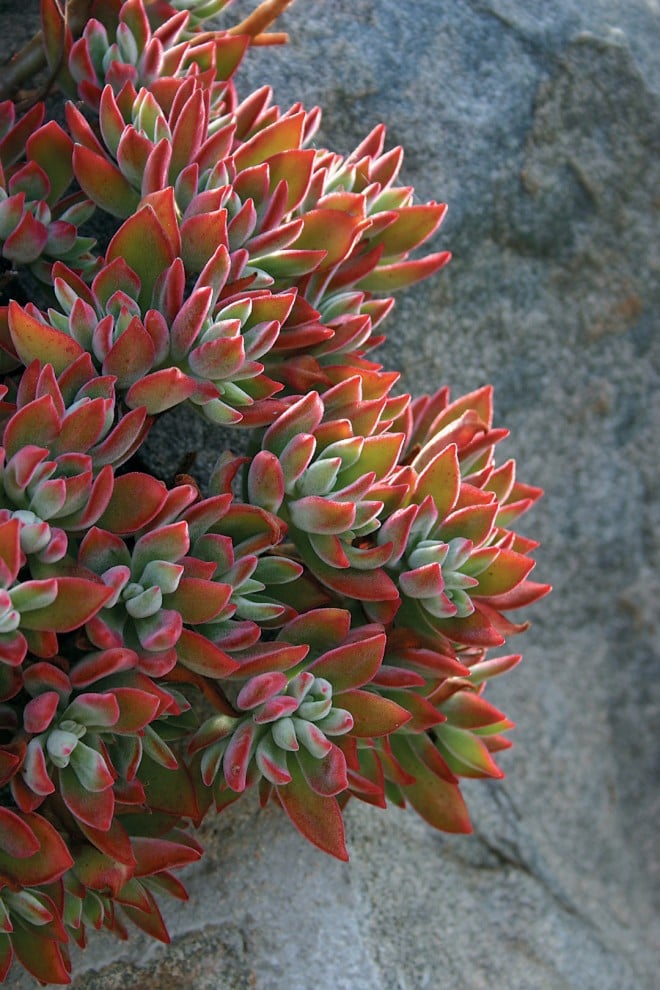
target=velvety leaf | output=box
[295,743,348,797]
[8,301,84,373]
[294,209,363,270]
[73,144,140,218]
[338,689,411,737]
[466,653,522,685]
[77,817,136,867]
[102,316,156,386]
[383,689,444,732]
[125,367,198,413]
[97,473,167,533]
[27,122,73,205]
[53,396,111,455]
[176,628,239,678]
[69,647,137,687]
[115,876,153,912]
[268,149,315,212]
[440,691,507,729]
[474,549,536,597]
[357,250,451,291]
[478,578,551,610]
[72,844,130,897]
[248,450,285,513]
[9,925,70,985]
[106,206,175,309]
[391,735,472,833]
[435,722,505,779]
[131,836,202,877]
[289,495,356,535]
[165,577,231,624]
[236,672,288,711]
[263,391,324,456]
[0,811,73,886]
[69,740,115,793]
[222,719,256,792]
[0,517,21,586]
[2,210,48,264]
[399,562,444,600]
[227,642,308,679]
[369,203,447,256]
[277,763,348,861]
[279,612,346,657]
[58,763,114,830]
[0,933,11,982]
[19,576,112,632]
[252,692,298,724]
[309,631,385,692]
[132,521,189,576]
[429,605,505,647]
[255,734,292,785]
[23,691,59,734]
[296,536,399,602]
[0,806,40,858]
[120,890,171,943]
[180,209,228,272]
[22,737,55,796]
[139,755,200,821]
[414,444,460,519]
[0,104,44,168]
[169,285,213,361]
[64,691,120,728]
[233,113,305,171]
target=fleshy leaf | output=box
[278,763,348,861]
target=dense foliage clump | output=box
[0,1,549,982]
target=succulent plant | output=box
[0,0,549,983]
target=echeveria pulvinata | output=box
[0,0,549,983]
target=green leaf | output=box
[73,144,140,218]
[390,735,472,833]
[18,577,112,632]
[434,722,504,779]
[8,301,84,374]
[309,631,385,691]
[277,764,348,861]
[27,122,73,205]
[234,113,305,171]
[106,205,175,310]
[338,689,410,737]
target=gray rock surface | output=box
[5,0,660,987]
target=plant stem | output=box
[0,0,93,101]
[0,35,46,102]
[228,0,297,45]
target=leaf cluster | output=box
[0,1,549,983]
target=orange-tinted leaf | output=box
[338,689,410,737]
[8,301,83,373]
[106,206,175,309]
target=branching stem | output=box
[0,0,295,101]
[0,0,93,102]
[228,0,296,45]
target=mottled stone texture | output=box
[6,1,660,987]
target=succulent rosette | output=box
[0,101,98,286]
[0,0,549,983]
[246,377,408,607]
[6,212,294,424]
[0,806,74,984]
[188,608,410,859]
[63,0,243,111]
[365,384,550,640]
[338,628,523,832]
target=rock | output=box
[5,1,659,988]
